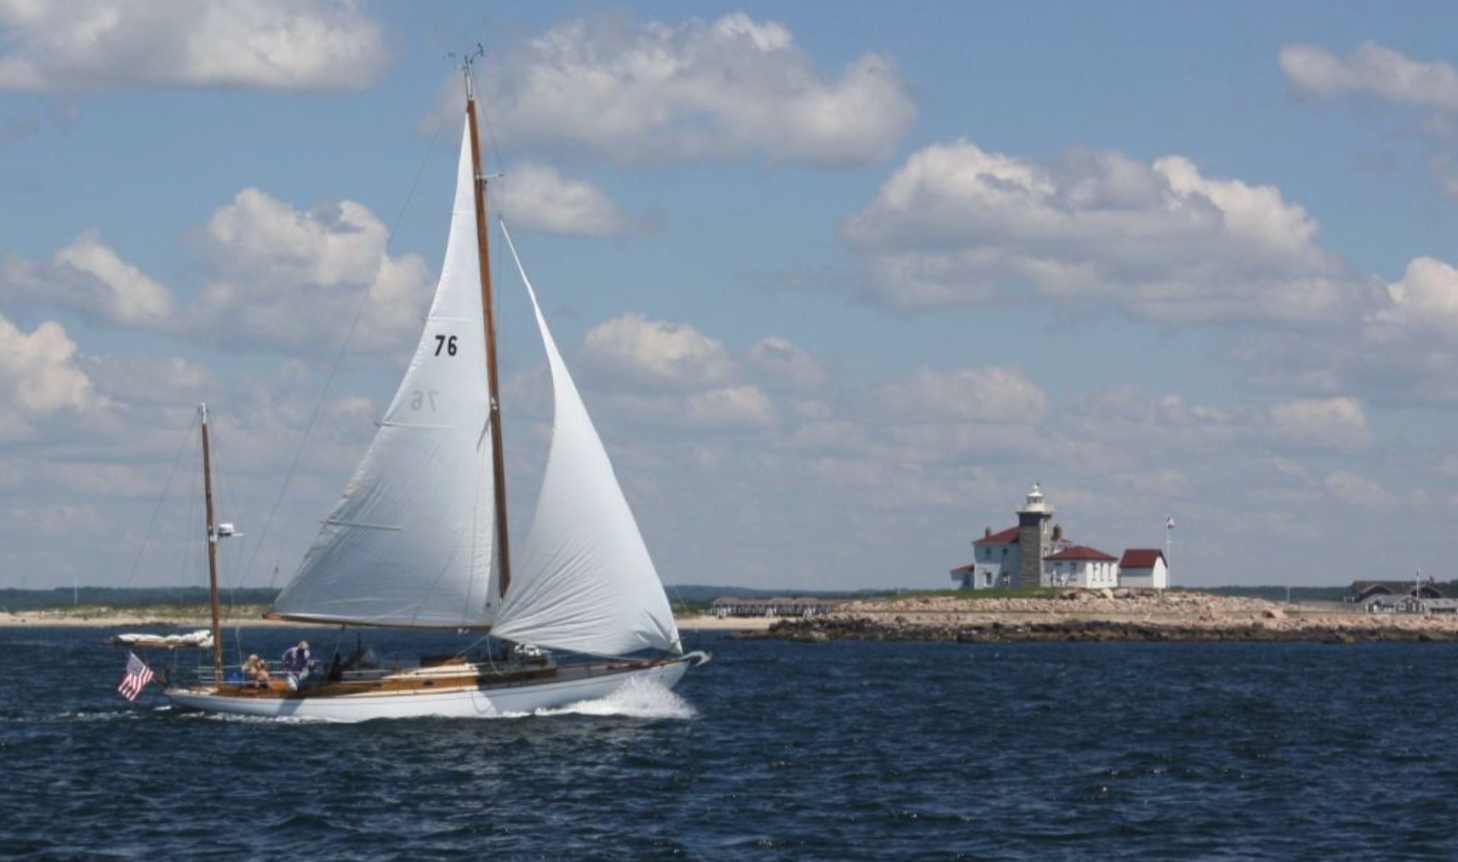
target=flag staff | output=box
[1164,516,1175,585]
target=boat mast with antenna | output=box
[462,49,512,601]
[199,403,224,682]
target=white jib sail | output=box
[491,223,681,656]
[272,117,497,629]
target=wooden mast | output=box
[464,62,512,600]
[199,403,224,683]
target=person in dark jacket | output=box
[280,640,312,683]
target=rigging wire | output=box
[122,412,196,589]
[242,122,448,592]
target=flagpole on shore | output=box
[1165,516,1175,586]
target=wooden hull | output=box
[164,655,700,721]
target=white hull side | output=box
[165,660,689,722]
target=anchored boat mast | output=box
[200,404,224,682]
[463,62,512,601]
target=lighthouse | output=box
[1016,483,1054,588]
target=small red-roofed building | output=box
[1118,548,1169,589]
[1044,545,1120,588]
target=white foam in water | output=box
[206,713,340,725]
[534,676,698,720]
[54,711,143,724]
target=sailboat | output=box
[165,62,707,721]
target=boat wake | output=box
[41,710,148,724]
[534,677,698,721]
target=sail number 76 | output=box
[434,335,458,356]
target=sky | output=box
[2,1,1458,592]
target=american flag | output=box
[117,652,154,701]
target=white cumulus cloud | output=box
[1377,256,1458,334]
[472,11,914,166]
[873,366,1049,424]
[1280,41,1458,197]
[1,230,176,328]
[0,312,99,440]
[193,188,432,353]
[747,335,829,389]
[500,163,638,237]
[844,140,1354,322]
[1236,253,1458,406]
[1267,397,1370,452]
[582,313,735,389]
[1280,42,1458,111]
[684,385,777,429]
[0,0,386,92]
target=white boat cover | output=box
[491,224,681,656]
[271,116,498,629]
[111,630,214,648]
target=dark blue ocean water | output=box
[3,627,1457,861]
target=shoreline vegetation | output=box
[731,589,1458,644]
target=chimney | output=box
[1052,523,1063,543]
[984,526,992,538]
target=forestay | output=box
[491,224,681,656]
[272,118,498,629]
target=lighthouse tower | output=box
[1016,483,1054,588]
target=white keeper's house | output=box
[1044,545,1119,588]
[950,526,1020,590]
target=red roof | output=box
[949,564,976,574]
[1119,549,1165,569]
[1045,545,1117,562]
[973,526,1020,546]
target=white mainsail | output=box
[272,118,497,629]
[491,224,681,656]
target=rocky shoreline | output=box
[731,590,1458,644]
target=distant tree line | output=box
[1,583,874,614]
[0,586,280,613]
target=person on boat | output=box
[243,654,270,687]
[280,640,312,682]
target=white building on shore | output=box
[1043,545,1119,588]
[1118,549,1169,589]
[951,526,1020,589]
